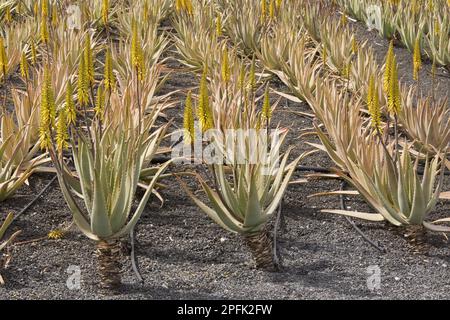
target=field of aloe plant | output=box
[0,0,449,300]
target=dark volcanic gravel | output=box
[0,18,449,300]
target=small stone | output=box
[394,277,400,281]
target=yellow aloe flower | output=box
[5,6,12,23]
[368,75,382,132]
[261,0,267,23]
[48,229,65,240]
[56,106,69,153]
[94,86,105,119]
[221,47,230,84]
[66,81,76,125]
[84,36,95,84]
[383,41,394,94]
[322,46,327,63]
[77,56,89,106]
[216,15,222,37]
[39,67,56,150]
[42,0,49,17]
[104,48,115,91]
[352,36,358,55]
[413,36,422,81]
[387,54,401,115]
[0,37,7,78]
[51,4,58,28]
[269,0,275,20]
[276,0,282,9]
[197,68,213,132]
[262,85,272,120]
[20,51,29,80]
[102,0,109,25]
[183,91,195,145]
[30,41,37,65]
[131,19,145,81]
[40,18,49,44]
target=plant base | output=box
[243,230,278,272]
[404,225,429,255]
[96,240,122,290]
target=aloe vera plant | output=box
[49,113,170,288]
[0,102,49,201]
[182,128,309,271]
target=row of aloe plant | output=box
[0,0,449,292]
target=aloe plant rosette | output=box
[50,120,170,289]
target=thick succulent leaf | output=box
[113,160,172,239]
[322,209,385,221]
[0,212,14,240]
[423,221,450,233]
[243,177,265,232]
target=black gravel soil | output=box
[0,18,449,300]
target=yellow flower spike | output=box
[175,0,182,13]
[269,0,275,20]
[351,36,358,55]
[143,1,149,20]
[221,47,230,84]
[77,56,89,106]
[41,0,49,18]
[183,91,195,145]
[102,0,109,26]
[434,19,440,36]
[197,67,213,132]
[276,0,282,9]
[95,86,105,120]
[387,54,401,115]
[48,229,64,240]
[51,4,58,28]
[216,15,222,37]
[368,75,382,132]
[17,2,23,15]
[383,40,394,94]
[342,61,351,79]
[39,67,56,150]
[0,37,7,78]
[262,85,272,120]
[66,82,76,126]
[30,41,37,65]
[340,13,347,26]
[261,0,267,23]
[20,51,29,80]
[131,19,145,81]
[104,49,115,91]
[5,6,12,23]
[413,36,422,81]
[185,0,193,15]
[322,46,327,63]
[40,18,49,44]
[412,0,419,14]
[56,106,69,153]
[84,36,95,84]
[255,114,262,131]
